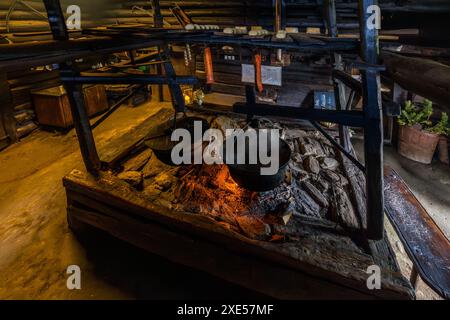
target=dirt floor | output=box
[0,101,448,299]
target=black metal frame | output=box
[43,0,384,240]
[233,0,384,240]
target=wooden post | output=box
[245,85,256,122]
[43,0,69,41]
[359,0,384,240]
[63,73,102,175]
[43,0,101,175]
[152,0,164,101]
[325,0,351,152]
[0,73,18,147]
[161,48,186,113]
[274,0,286,31]
[151,0,164,28]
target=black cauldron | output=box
[224,130,291,192]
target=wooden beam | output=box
[325,0,351,152]
[0,73,17,145]
[0,37,163,73]
[359,0,384,240]
[63,68,101,175]
[382,51,450,111]
[43,0,68,41]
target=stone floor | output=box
[0,101,448,299]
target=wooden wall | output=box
[2,1,449,37]
[0,0,364,42]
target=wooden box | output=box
[83,84,109,116]
[32,85,108,128]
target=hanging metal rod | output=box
[310,121,366,172]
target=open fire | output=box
[116,113,359,242]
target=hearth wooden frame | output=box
[63,158,414,300]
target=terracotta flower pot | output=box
[398,125,440,164]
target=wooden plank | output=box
[67,202,374,299]
[337,143,401,273]
[384,166,450,299]
[382,52,450,113]
[64,82,101,174]
[97,107,173,166]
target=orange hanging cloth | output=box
[204,47,214,84]
[254,52,263,93]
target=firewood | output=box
[320,157,340,171]
[235,215,271,240]
[293,139,300,153]
[302,180,329,208]
[299,142,316,156]
[303,156,321,174]
[211,165,230,187]
[311,176,330,193]
[290,163,309,181]
[330,185,360,230]
[291,152,303,164]
[292,187,322,218]
[322,169,348,187]
[306,137,326,158]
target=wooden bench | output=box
[384,166,450,299]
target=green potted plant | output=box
[429,112,450,165]
[397,99,442,164]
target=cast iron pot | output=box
[145,116,210,166]
[224,131,292,192]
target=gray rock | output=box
[299,143,316,156]
[154,172,176,191]
[118,171,143,188]
[290,163,309,181]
